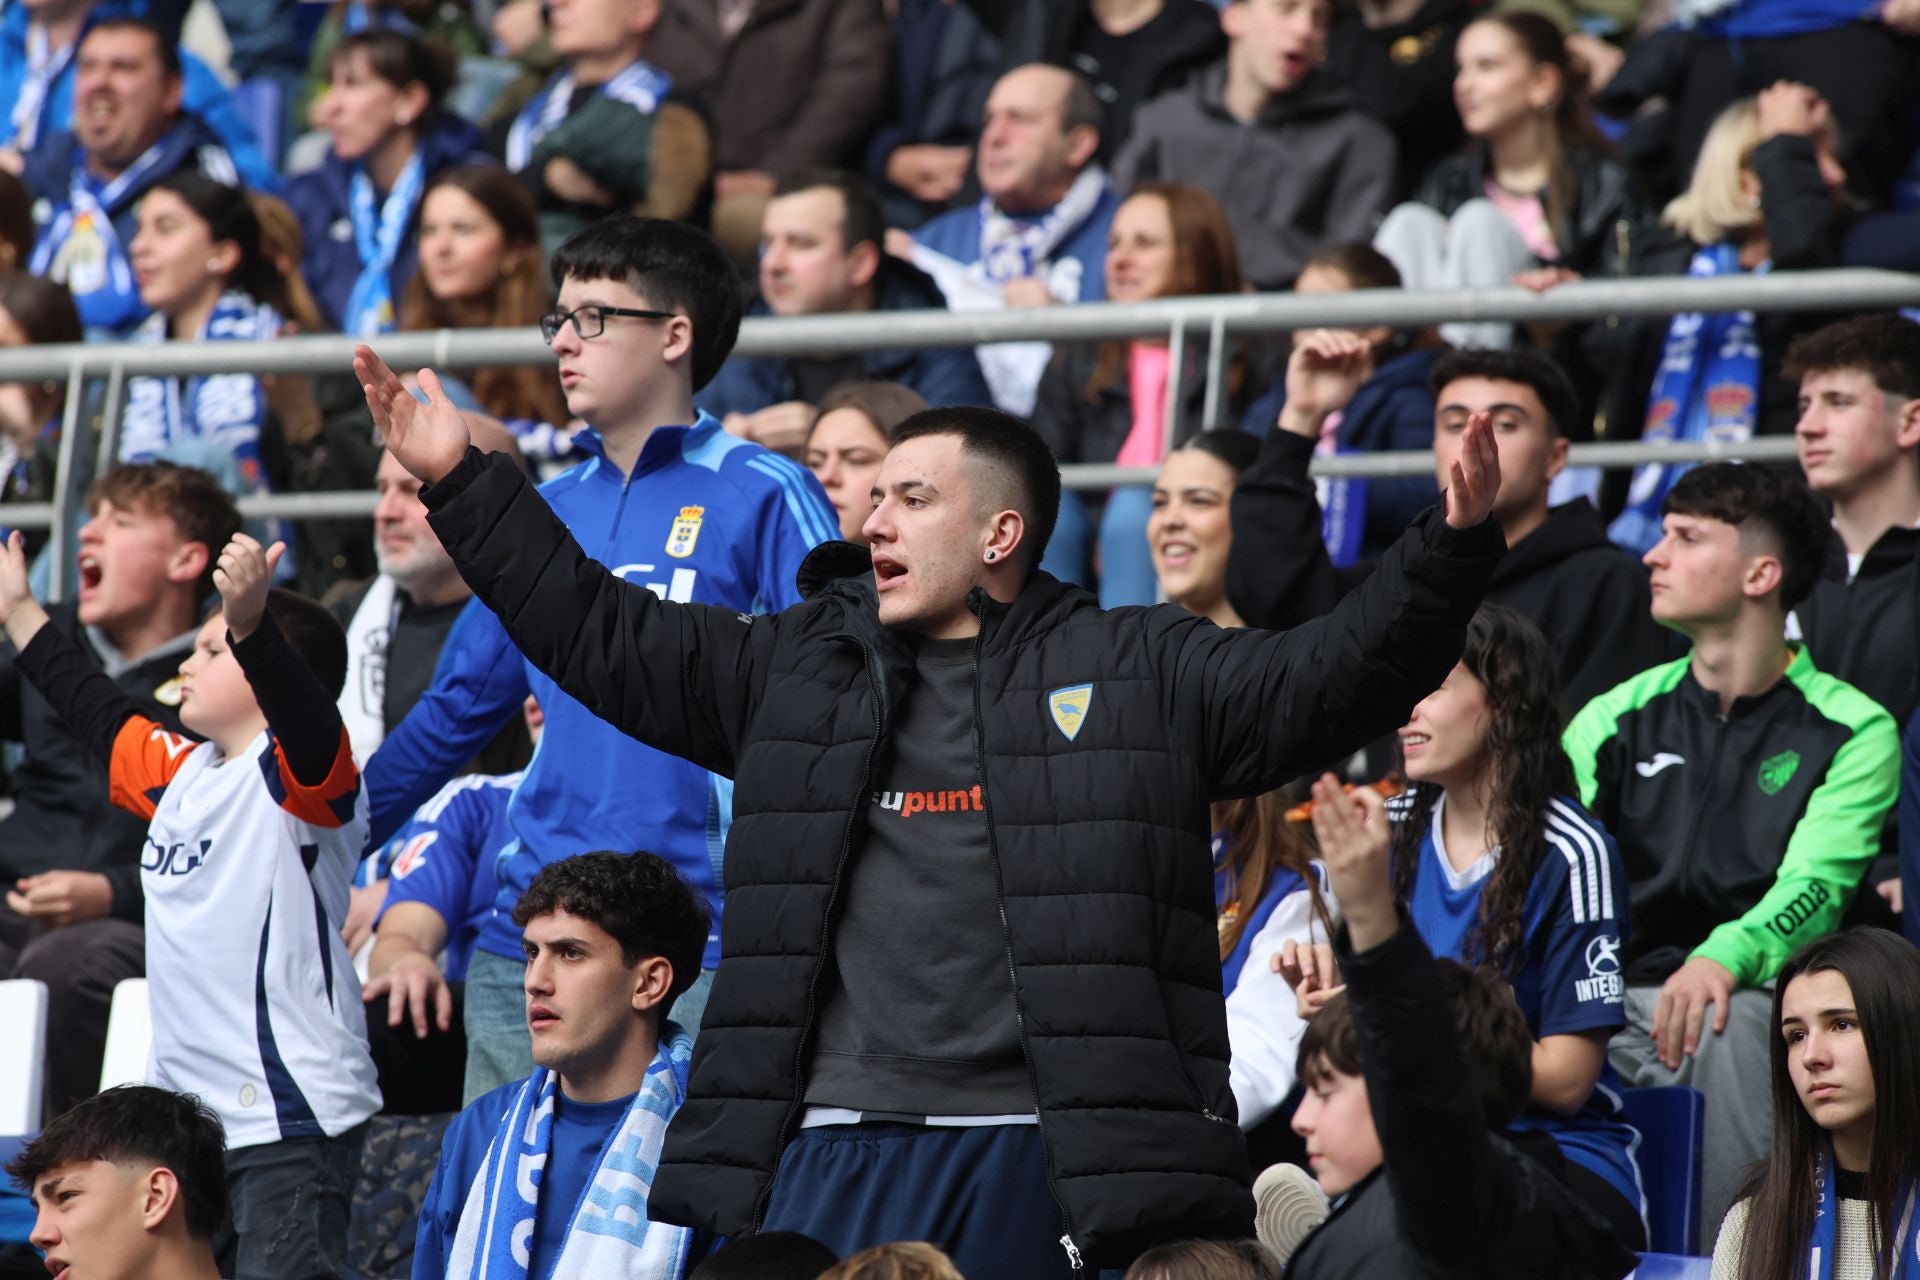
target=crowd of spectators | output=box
[3,0,1920,1276]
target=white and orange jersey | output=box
[112,717,381,1149]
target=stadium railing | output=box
[0,268,1912,599]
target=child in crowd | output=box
[1710,927,1920,1279]
[0,529,378,1278]
[7,1085,230,1280]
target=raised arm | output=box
[1178,415,1505,794]
[356,347,772,775]
[1310,778,1518,1263]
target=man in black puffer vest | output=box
[358,344,1506,1274]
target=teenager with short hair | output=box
[0,528,378,1277]
[1568,462,1899,1240]
[1116,0,1397,291]
[0,462,240,1121]
[362,215,836,1103]
[415,850,712,1279]
[7,1084,229,1280]
[1280,775,1636,1278]
[1229,345,1670,710]
[1781,314,1920,940]
[1708,927,1920,1280]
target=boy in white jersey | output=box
[0,529,379,1279]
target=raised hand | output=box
[1442,410,1502,531]
[214,533,285,641]
[354,345,472,484]
[363,951,454,1039]
[0,529,47,649]
[1307,773,1398,949]
[1278,329,1371,437]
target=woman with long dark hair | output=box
[123,172,290,495]
[1712,927,1920,1279]
[1373,11,1640,350]
[1386,604,1644,1247]
[1149,428,1260,630]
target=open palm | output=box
[353,345,472,484]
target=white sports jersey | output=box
[114,717,381,1149]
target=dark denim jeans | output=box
[217,1124,367,1280]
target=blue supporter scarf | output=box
[29,141,168,333]
[504,58,672,171]
[343,149,425,337]
[1805,1153,1919,1280]
[7,22,75,150]
[121,289,279,487]
[445,1027,696,1278]
[1609,243,1761,555]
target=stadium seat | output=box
[1623,1085,1706,1256]
[1633,1253,1713,1279]
[0,980,46,1246]
[99,979,153,1092]
[0,980,47,1137]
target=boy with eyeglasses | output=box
[360,216,836,1102]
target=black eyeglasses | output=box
[538,304,677,344]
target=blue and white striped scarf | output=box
[343,148,425,337]
[505,58,672,172]
[445,1025,695,1279]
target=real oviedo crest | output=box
[666,506,705,558]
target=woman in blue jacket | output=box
[287,28,492,335]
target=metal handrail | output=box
[8,268,1905,595]
[0,269,1912,379]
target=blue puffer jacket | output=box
[284,112,492,331]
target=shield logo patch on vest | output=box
[1758,749,1801,796]
[1047,684,1093,741]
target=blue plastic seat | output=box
[1622,1085,1706,1256]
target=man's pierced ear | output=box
[985,550,997,562]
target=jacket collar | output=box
[1679,642,1813,720]
[569,410,724,481]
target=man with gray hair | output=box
[898,63,1119,414]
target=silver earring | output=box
[985,551,996,562]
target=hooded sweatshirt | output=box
[1113,61,1397,289]
[1227,426,1673,711]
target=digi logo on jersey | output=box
[1575,934,1624,1004]
[611,562,699,603]
[145,837,213,876]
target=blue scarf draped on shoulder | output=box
[1609,242,1762,556]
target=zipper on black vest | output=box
[970,600,1084,1271]
[748,641,886,1234]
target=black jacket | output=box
[1287,921,1638,1280]
[1324,0,1477,196]
[0,605,195,918]
[421,447,1504,1267]
[1226,426,1671,711]
[1793,526,1920,727]
[1417,142,1644,279]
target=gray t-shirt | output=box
[802,637,1030,1115]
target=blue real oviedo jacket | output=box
[418,446,1505,1269]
